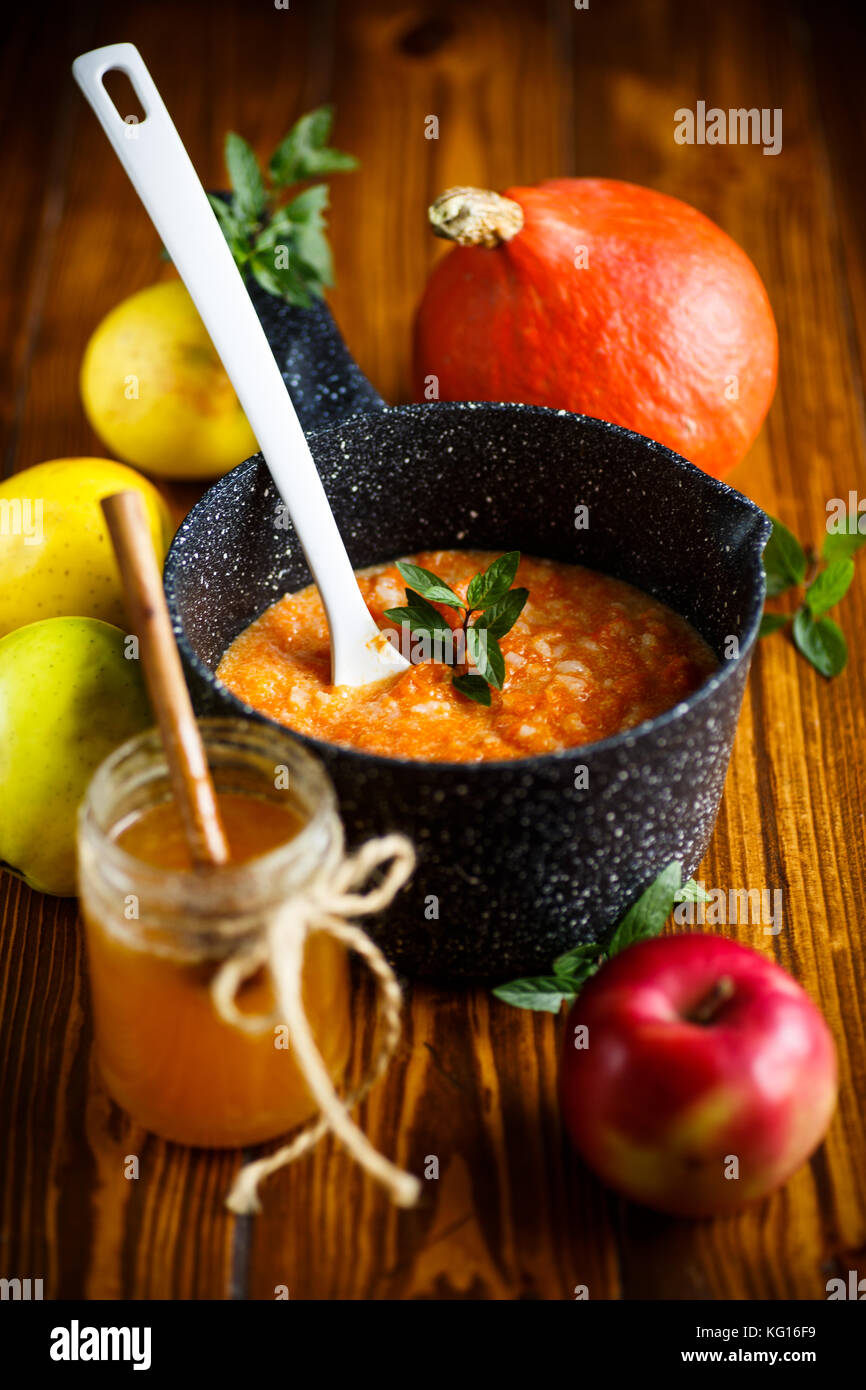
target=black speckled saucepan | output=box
[164,287,771,982]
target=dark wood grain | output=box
[1,0,864,1301]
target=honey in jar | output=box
[77,719,351,1148]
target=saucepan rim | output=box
[165,400,771,776]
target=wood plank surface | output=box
[1,0,864,1300]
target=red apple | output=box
[559,934,837,1216]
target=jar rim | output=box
[77,717,341,915]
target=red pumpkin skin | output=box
[413,179,778,479]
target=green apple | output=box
[0,457,173,639]
[0,617,151,895]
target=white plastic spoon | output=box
[73,43,409,688]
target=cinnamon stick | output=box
[101,490,230,867]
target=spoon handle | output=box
[73,43,400,686]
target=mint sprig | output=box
[269,107,360,183]
[207,107,358,308]
[383,552,529,705]
[760,516,859,678]
[492,863,706,1013]
[762,517,807,597]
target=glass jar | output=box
[77,717,351,1148]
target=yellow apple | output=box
[80,280,258,479]
[0,457,173,639]
[0,617,151,895]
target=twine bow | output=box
[211,833,420,1215]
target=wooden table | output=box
[2,0,864,1300]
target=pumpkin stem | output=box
[428,187,524,248]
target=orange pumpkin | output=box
[412,180,778,479]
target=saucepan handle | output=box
[72,43,384,432]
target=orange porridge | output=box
[216,551,717,762]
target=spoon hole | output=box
[101,68,148,130]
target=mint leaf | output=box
[759,519,854,677]
[395,561,463,609]
[607,863,682,956]
[806,558,855,616]
[491,977,577,1013]
[207,191,245,235]
[385,553,531,703]
[473,587,528,640]
[207,193,252,261]
[792,608,848,678]
[281,185,333,290]
[283,183,330,221]
[466,551,521,608]
[225,132,266,222]
[249,230,327,297]
[269,106,359,185]
[494,863,698,1014]
[557,961,602,994]
[452,673,491,705]
[763,518,807,597]
[208,110,357,308]
[822,518,866,561]
[759,612,791,637]
[249,253,313,307]
[467,628,505,689]
[384,589,450,635]
[252,216,295,251]
[552,949,605,992]
[674,878,709,904]
[553,942,603,975]
[292,222,334,291]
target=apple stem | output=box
[687,974,737,1024]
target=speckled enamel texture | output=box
[164,294,770,981]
